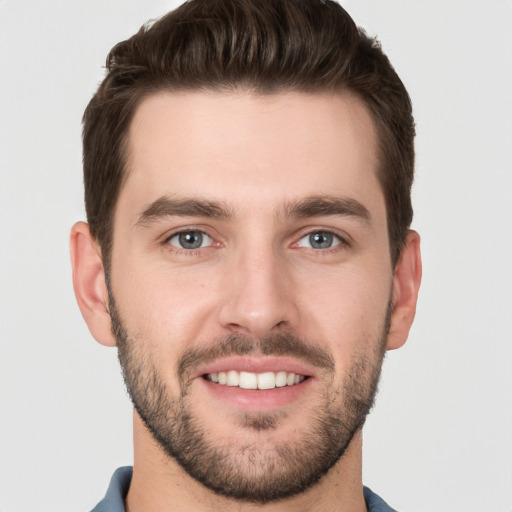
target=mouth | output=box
[200,369,311,410]
[194,357,316,409]
[204,370,307,389]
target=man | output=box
[70,0,421,510]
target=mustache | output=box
[177,333,335,384]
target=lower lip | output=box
[198,377,313,409]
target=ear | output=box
[387,230,422,350]
[70,222,116,347]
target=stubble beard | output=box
[109,294,389,504]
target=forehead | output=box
[120,90,384,222]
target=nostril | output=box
[226,322,251,335]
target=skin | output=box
[70,90,421,511]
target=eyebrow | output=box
[136,196,233,226]
[135,194,371,227]
[282,195,371,224]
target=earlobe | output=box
[387,230,422,350]
[70,222,116,347]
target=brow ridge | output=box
[282,195,371,223]
[136,194,371,227]
[136,196,233,226]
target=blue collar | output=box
[91,466,397,512]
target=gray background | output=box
[0,1,511,510]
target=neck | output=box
[126,412,367,512]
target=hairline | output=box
[100,84,394,272]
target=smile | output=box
[205,370,306,390]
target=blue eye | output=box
[298,231,342,249]
[168,231,213,250]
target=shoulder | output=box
[363,486,398,512]
[90,467,133,512]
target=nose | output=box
[218,245,299,339]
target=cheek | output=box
[111,260,220,348]
[297,262,391,355]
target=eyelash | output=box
[163,229,217,255]
[162,228,350,255]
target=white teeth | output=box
[239,371,258,389]
[257,372,276,390]
[275,371,287,387]
[207,370,305,389]
[226,370,239,386]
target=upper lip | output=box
[194,356,316,379]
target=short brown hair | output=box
[83,0,415,266]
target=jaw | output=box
[124,341,381,510]
[130,410,366,512]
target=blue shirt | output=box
[91,466,398,512]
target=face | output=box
[109,91,393,502]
